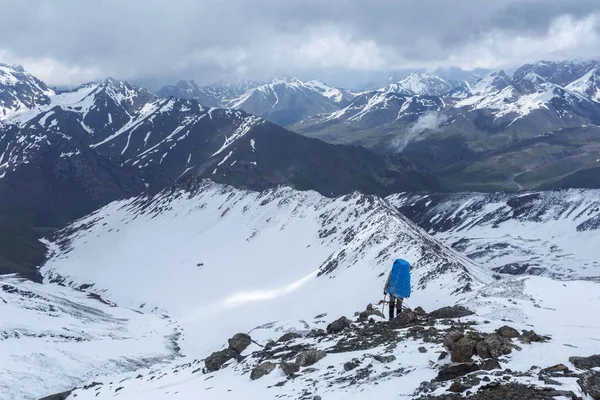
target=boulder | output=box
[277,332,302,343]
[474,334,512,359]
[570,354,600,370]
[479,358,501,371]
[418,346,428,353]
[250,361,277,380]
[389,309,419,329]
[520,330,549,344]
[414,306,428,316]
[436,363,480,381]
[541,364,570,374]
[374,354,396,363]
[359,308,385,321]
[344,360,360,371]
[443,330,464,350]
[228,333,252,353]
[578,370,600,400]
[430,306,475,319]
[280,361,300,376]
[327,317,352,334]
[307,329,326,338]
[495,325,519,339]
[451,336,478,363]
[205,348,237,372]
[296,350,327,367]
[39,390,73,400]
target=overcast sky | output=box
[1,0,600,89]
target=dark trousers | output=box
[389,296,403,320]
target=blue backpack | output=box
[386,258,411,298]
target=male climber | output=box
[383,259,413,320]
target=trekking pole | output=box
[381,293,387,315]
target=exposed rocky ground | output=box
[63,304,599,399]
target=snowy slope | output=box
[0,63,55,120]
[0,274,179,400]
[566,68,600,102]
[387,190,600,280]
[41,181,489,357]
[380,72,452,96]
[61,274,600,400]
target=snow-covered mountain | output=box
[158,76,356,126]
[513,59,600,86]
[10,181,598,400]
[0,65,443,227]
[0,63,54,119]
[380,72,453,96]
[294,63,600,191]
[388,190,600,280]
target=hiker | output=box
[383,259,413,320]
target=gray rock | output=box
[280,361,300,376]
[359,308,385,321]
[520,330,549,344]
[205,348,237,372]
[389,309,419,329]
[296,350,327,367]
[430,306,475,319]
[495,325,519,339]
[418,346,428,353]
[474,334,512,359]
[314,396,322,400]
[277,332,302,343]
[250,361,277,380]
[344,359,360,371]
[578,370,600,400]
[39,390,73,400]
[443,330,464,350]
[373,354,396,363]
[307,329,326,338]
[228,333,252,353]
[479,358,502,371]
[570,354,600,370]
[540,363,570,374]
[327,317,352,334]
[436,363,480,381]
[451,336,477,363]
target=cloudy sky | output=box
[1,0,600,89]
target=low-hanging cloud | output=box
[1,0,600,87]
[392,112,448,152]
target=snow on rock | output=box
[0,275,178,400]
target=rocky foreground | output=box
[53,305,599,400]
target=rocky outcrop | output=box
[277,332,302,343]
[570,354,600,370]
[578,370,600,400]
[281,360,300,376]
[228,333,252,353]
[205,348,238,373]
[444,331,514,363]
[205,332,253,372]
[495,325,519,339]
[429,306,475,319]
[296,350,327,367]
[250,361,277,380]
[326,316,352,334]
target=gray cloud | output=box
[1,0,599,87]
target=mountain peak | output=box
[470,70,512,95]
[271,76,302,85]
[380,72,451,96]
